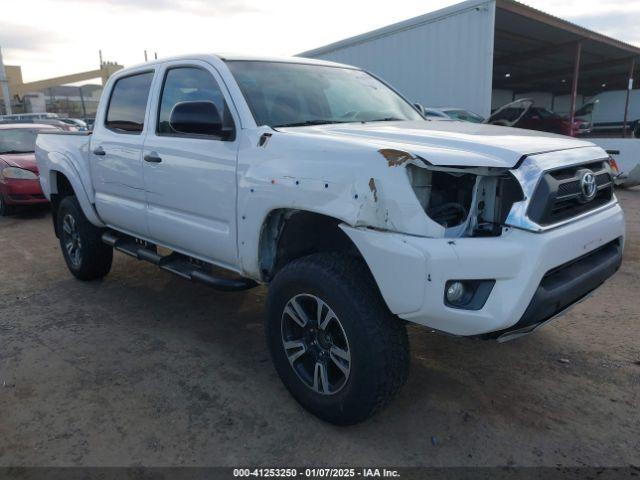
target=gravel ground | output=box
[0,189,639,467]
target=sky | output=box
[1,0,640,83]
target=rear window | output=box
[105,72,154,133]
[0,128,40,154]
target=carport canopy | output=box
[492,0,640,127]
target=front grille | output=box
[527,160,614,226]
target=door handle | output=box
[144,153,162,163]
[92,146,106,156]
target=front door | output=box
[91,69,155,237]
[142,62,239,268]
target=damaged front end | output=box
[380,149,524,238]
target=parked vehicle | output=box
[575,89,640,137]
[0,112,60,123]
[588,138,640,188]
[0,123,57,215]
[422,107,450,119]
[0,117,75,131]
[59,118,89,131]
[486,98,584,136]
[36,55,625,425]
[425,107,485,123]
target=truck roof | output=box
[117,53,359,73]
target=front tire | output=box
[57,196,113,280]
[0,195,13,216]
[266,253,410,425]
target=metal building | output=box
[299,0,639,126]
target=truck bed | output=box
[35,129,94,204]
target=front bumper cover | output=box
[341,201,625,336]
[490,237,621,341]
[1,178,48,205]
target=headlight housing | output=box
[1,167,38,180]
[406,164,523,238]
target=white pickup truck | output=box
[36,54,625,425]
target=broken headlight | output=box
[407,164,523,237]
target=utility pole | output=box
[0,45,13,115]
[144,50,148,62]
[622,57,636,138]
[569,42,582,129]
[49,87,55,113]
[78,85,87,120]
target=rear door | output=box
[141,61,239,268]
[90,69,155,236]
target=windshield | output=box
[490,107,522,122]
[226,61,422,127]
[575,103,594,117]
[530,107,558,119]
[0,128,40,154]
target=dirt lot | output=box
[1,189,639,468]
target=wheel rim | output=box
[62,213,82,268]
[281,293,351,395]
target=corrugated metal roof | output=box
[298,0,493,58]
[299,0,640,58]
[298,1,496,116]
[498,0,640,55]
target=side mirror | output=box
[169,101,226,137]
[414,103,426,117]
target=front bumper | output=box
[1,178,48,205]
[341,202,625,336]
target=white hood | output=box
[280,120,600,168]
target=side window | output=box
[157,67,232,138]
[105,72,154,133]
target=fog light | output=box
[446,281,466,303]
[444,279,496,310]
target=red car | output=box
[486,98,584,136]
[0,123,58,216]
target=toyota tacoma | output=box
[36,54,625,425]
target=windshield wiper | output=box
[363,117,404,123]
[273,119,348,128]
[0,150,33,154]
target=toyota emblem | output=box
[580,170,597,202]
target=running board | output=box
[102,231,257,292]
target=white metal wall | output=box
[300,0,496,117]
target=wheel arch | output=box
[49,168,104,237]
[258,208,362,281]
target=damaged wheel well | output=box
[259,209,361,281]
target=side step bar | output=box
[102,231,257,292]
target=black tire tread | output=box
[268,252,409,424]
[58,196,113,280]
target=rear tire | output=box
[266,253,410,425]
[57,196,113,280]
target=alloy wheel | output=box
[62,213,82,268]
[281,293,351,395]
